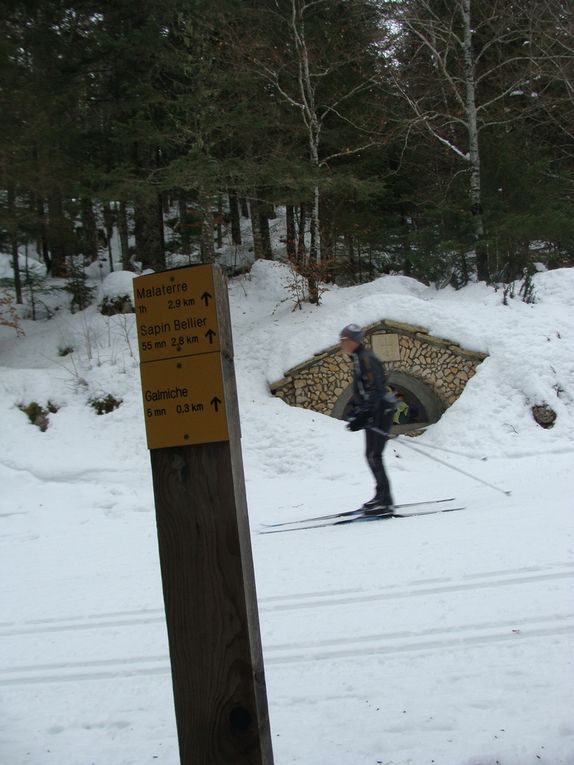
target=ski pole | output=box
[381,429,486,460]
[370,426,511,497]
[395,437,487,461]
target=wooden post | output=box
[134,265,274,765]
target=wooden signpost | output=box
[133,264,274,765]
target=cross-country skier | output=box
[339,323,396,514]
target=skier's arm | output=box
[356,355,386,415]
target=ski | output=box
[261,497,456,529]
[348,505,466,525]
[259,505,466,534]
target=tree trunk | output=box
[198,188,215,263]
[263,198,275,220]
[239,197,249,218]
[290,2,321,301]
[102,201,115,272]
[306,129,321,302]
[345,233,356,281]
[216,195,224,250]
[47,190,73,277]
[248,194,272,259]
[7,183,23,304]
[461,0,489,282]
[178,196,191,256]
[118,201,131,269]
[257,191,273,259]
[134,194,165,272]
[260,214,272,259]
[81,198,99,262]
[33,194,51,274]
[401,214,413,277]
[249,197,264,259]
[286,205,296,261]
[297,202,307,265]
[229,192,242,245]
[309,184,320,265]
[319,196,335,265]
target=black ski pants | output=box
[365,404,394,506]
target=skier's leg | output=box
[366,410,394,507]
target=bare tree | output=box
[240,0,385,301]
[527,0,574,182]
[385,0,540,281]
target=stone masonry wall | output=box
[270,320,487,417]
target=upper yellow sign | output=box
[133,266,220,362]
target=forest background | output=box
[1,0,573,311]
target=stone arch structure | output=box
[330,372,444,426]
[270,320,487,428]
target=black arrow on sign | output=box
[205,328,217,344]
[201,291,212,307]
[210,397,222,412]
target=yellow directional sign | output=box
[134,265,230,449]
[140,353,228,449]
[133,266,220,362]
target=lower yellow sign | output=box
[140,353,228,449]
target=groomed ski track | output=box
[2,561,573,684]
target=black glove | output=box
[346,410,371,432]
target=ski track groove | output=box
[262,571,574,614]
[1,563,573,638]
[1,614,572,687]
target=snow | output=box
[0,253,46,280]
[98,271,137,301]
[1,260,573,765]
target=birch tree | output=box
[241,0,386,301]
[385,0,538,282]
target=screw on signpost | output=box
[134,265,274,765]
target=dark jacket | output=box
[351,344,388,417]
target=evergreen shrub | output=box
[89,394,122,415]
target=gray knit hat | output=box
[339,323,364,343]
